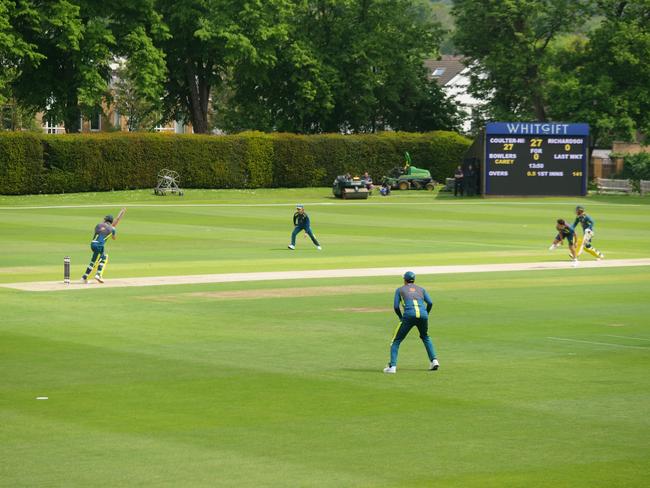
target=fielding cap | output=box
[403,271,416,282]
[296,204,304,209]
[104,214,114,223]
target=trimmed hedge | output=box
[0,132,44,195]
[0,131,470,194]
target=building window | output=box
[432,68,446,77]
[90,110,101,131]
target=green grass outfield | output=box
[1,189,649,487]
[1,188,649,283]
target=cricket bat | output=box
[576,234,589,256]
[113,207,127,227]
[576,238,584,256]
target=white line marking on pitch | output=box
[0,201,643,210]
[4,258,650,292]
[604,334,650,342]
[547,337,649,350]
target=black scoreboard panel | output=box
[484,122,589,196]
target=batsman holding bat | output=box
[573,206,605,260]
[81,209,125,283]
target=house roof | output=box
[424,55,467,86]
[591,149,612,160]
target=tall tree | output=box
[546,0,650,147]
[11,1,166,133]
[217,0,457,133]
[113,27,167,131]
[156,0,292,133]
[452,0,594,121]
[12,1,112,132]
[0,0,43,104]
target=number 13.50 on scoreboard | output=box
[484,122,589,196]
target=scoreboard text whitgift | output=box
[483,122,589,196]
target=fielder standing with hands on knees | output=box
[384,271,439,374]
[288,204,321,250]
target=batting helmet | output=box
[104,215,114,223]
[575,205,585,213]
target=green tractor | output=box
[382,152,435,191]
[332,174,371,199]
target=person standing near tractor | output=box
[288,204,321,250]
[464,164,477,196]
[453,165,464,197]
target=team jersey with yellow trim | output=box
[573,213,595,231]
[91,222,116,246]
[394,284,433,319]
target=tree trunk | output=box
[64,92,81,133]
[532,94,547,122]
[186,65,210,134]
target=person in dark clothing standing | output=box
[453,165,464,197]
[464,164,476,196]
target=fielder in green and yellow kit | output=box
[383,271,439,374]
[549,219,578,262]
[81,215,116,283]
[573,206,604,260]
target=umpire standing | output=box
[383,271,439,373]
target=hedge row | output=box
[0,131,471,195]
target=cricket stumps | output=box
[64,256,70,285]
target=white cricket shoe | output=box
[80,277,88,284]
[94,274,104,283]
[317,246,322,250]
[288,244,295,250]
[430,359,440,371]
[383,365,396,374]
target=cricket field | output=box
[1,189,649,487]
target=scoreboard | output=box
[483,122,589,196]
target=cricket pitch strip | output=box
[3,258,650,292]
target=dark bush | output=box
[0,132,44,194]
[621,152,650,181]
